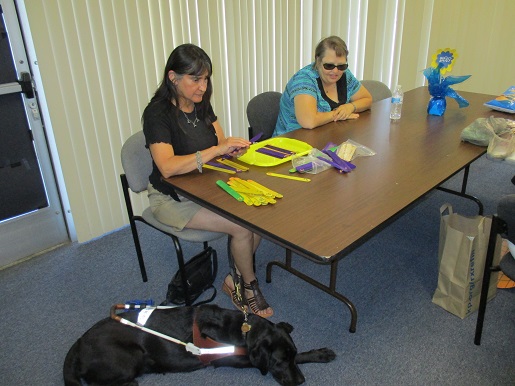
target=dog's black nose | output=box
[281,371,305,386]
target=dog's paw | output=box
[295,347,336,364]
[314,347,336,362]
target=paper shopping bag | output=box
[432,204,501,319]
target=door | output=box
[0,0,68,267]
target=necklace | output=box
[182,106,200,127]
[324,83,336,94]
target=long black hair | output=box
[148,43,213,122]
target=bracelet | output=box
[195,151,203,173]
[350,102,357,113]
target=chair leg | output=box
[121,174,148,282]
[130,220,148,282]
[170,235,192,306]
[474,215,503,345]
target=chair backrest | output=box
[246,91,282,140]
[120,131,153,193]
[360,80,392,102]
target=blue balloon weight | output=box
[427,97,447,116]
[423,65,471,116]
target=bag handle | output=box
[191,248,217,306]
[192,286,217,306]
[440,203,453,216]
[211,248,218,284]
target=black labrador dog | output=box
[63,304,335,385]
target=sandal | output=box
[243,280,274,318]
[222,274,247,312]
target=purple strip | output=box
[256,147,289,158]
[317,156,340,169]
[205,161,238,172]
[317,156,353,173]
[322,150,355,172]
[322,142,338,152]
[295,162,314,172]
[263,144,296,155]
[343,160,356,170]
[250,132,264,142]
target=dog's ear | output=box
[276,322,293,334]
[248,340,270,375]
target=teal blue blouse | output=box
[273,63,361,136]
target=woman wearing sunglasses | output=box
[273,36,372,136]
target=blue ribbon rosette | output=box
[423,49,471,116]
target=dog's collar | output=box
[193,312,248,365]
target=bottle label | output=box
[391,97,401,103]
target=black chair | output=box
[474,195,515,345]
[120,131,225,302]
[247,91,282,140]
[360,80,392,102]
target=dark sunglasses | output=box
[322,63,348,71]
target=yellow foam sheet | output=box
[237,138,312,167]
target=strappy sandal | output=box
[243,280,274,318]
[222,274,247,312]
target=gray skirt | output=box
[147,183,202,231]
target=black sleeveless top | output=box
[142,99,217,197]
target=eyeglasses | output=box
[322,63,348,71]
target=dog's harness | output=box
[192,311,248,365]
[110,303,248,365]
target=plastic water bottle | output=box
[390,85,403,121]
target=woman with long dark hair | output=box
[142,44,273,318]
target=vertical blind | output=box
[23,0,410,242]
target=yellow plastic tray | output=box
[237,137,313,166]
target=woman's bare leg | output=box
[186,207,272,317]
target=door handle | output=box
[17,72,34,99]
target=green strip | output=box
[216,180,244,202]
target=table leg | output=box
[266,252,357,333]
[436,165,484,214]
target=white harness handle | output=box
[111,304,236,356]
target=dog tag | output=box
[241,322,251,333]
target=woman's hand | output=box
[332,103,359,121]
[216,136,251,157]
